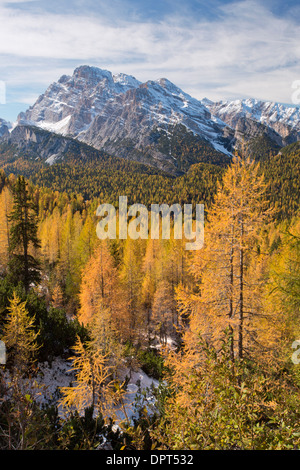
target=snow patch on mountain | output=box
[37,115,72,136]
[45,153,60,165]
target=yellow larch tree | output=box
[0,185,13,272]
[179,154,277,363]
[78,240,128,342]
[1,293,39,375]
[120,238,146,343]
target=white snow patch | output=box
[33,357,75,404]
[113,368,160,425]
[212,141,232,156]
[45,154,60,165]
[38,115,72,135]
[22,357,160,423]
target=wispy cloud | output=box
[0,0,299,120]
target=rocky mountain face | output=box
[206,98,300,147]
[18,66,142,136]
[1,125,87,164]
[15,66,233,173]
[1,65,300,174]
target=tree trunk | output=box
[238,219,244,361]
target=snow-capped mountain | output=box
[1,65,299,173]
[18,66,142,136]
[206,98,300,146]
[16,65,233,172]
[18,66,225,143]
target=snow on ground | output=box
[34,357,76,405]
[113,368,160,425]
[28,356,160,423]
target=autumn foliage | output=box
[0,151,300,450]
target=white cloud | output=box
[0,0,299,110]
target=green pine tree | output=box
[7,176,41,293]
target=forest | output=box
[0,145,300,451]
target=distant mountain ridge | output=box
[207,98,300,147]
[1,65,300,173]
[0,118,11,138]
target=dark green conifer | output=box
[7,176,41,293]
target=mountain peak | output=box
[0,118,11,138]
[72,66,141,89]
[201,97,214,105]
[73,65,112,81]
[112,72,141,88]
[10,65,300,174]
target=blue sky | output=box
[0,0,300,121]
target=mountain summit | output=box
[18,66,142,136]
[3,65,299,173]
[16,65,232,173]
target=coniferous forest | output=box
[0,141,300,452]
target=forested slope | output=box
[0,143,300,450]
